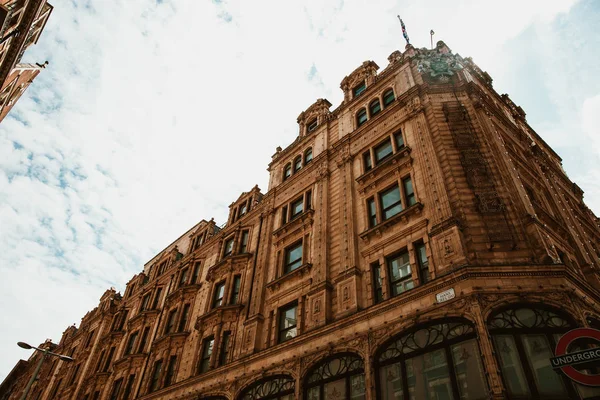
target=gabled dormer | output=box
[188,219,218,253]
[227,185,263,225]
[297,98,332,137]
[340,60,379,103]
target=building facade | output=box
[0,0,52,123]
[4,40,600,400]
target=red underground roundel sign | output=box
[551,328,600,386]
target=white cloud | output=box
[1,0,598,380]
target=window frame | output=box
[353,81,366,97]
[230,275,241,305]
[369,98,381,117]
[290,196,304,220]
[212,281,226,308]
[239,230,249,253]
[223,236,234,258]
[149,359,163,393]
[304,148,313,165]
[218,331,231,366]
[165,308,178,335]
[383,88,395,106]
[178,303,191,332]
[379,184,403,221]
[374,137,393,165]
[386,251,414,297]
[283,163,292,181]
[124,331,139,355]
[356,108,368,127]
[164,355,177,387]
[283,240,303,274]
[293,155,302,173]
[307,118,318,133]
[198,336,214,374]
[278,301,298,343]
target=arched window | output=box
[487,305,597,399]
[238,375,294,400]
[293,156,302,173]
[356,108,367,127]
[304,148,313,165]
[283,163,292,181]
[369,99,381,117]
[305,353,365,400]
[383,89,395,106]
[376,319,488,400]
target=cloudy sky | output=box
[0,0,599,380]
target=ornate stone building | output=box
[0,0,52,123]
[4,40,600,400]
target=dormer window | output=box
[357,108,367,127]
[383,88,395,106]
[369,99,381,117]
[283,163,292,181]
[293,156,302,173]
[353,81,366,98]
[304,148,313,165]
[307,118,318,133]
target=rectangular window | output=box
[212,282,226,308]
[95,350,106,372]
[199,336,214,373]
[165,308,178,334]
[367,198,377,228]
[415,242,429,284]
[374,138,393,165]
[117,310,129,331]
[230,275,241,304]
[353,81,366,97]
[239,202,247,216]
[281,205,288,225]
[151,288,162,309]
[84,330,95,348]
[68,364,80,386]
[306,190,312,210]
[140,293,151,312]
[122,374,136,400]
[387,252,414,297]
[149,359,163,393]
[178,303,190,332]
[380,185,403,220]
[363,151,372,172]
[164,355,177,387]
[231,208,237,223]
[103,346,116,372]
[124,331,139,355]
[223,237,234,257]
[290,197,304,220]
[284,241,303,273]
[138,327,150,354]
[192,262,201,284]
[240,230,249,253]
[219,331,231,366]
[372,262,383,303]
[403,177,416,207]
[178,267,189,288]
[394,131,405,150]
[279,302,298,343]
[109,378,123,400]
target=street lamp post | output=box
[17,341,74,400]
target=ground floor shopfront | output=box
[143,285,600,400]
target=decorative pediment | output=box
[297,98,332,136]
[195,304,243,333]
[340,60,379,102]
[206,253,252,282]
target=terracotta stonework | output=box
[3,40,600,400]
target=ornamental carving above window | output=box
[307,354,364,384]
[487,306,573,330]
[239,375,295,400]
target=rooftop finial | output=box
[397,15,410,45]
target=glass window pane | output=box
[451,339,488,400]
[351,374,366,399]
[357,109,367,126]
[324,378,346,399]
[381,186,402,219]
[407,350,454,400]
[370,100,381,116]
[492,336,530,397]
[291,198,304,217]
[395,132,405,149]
[375,140,393,163]
[522,334,568,396]
[380,362,405,400]
[384,90,395,106]
[308,387,320,400]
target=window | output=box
[149,359,163,393]
[415,243,429,283]
[380,185,403,220]
[178,303,190,332]
[223,237,234,258]
[353,81,366,97]
[151,287,162,309]
[84,330,95,348]
[125,331,139,355]
[219,331,231,366]
[376,320,487,400]
[68,364,80,386]
[178,267,189,288]
[363,151,372,172]
[95,350,106,372]
[239,375,295,399]
[356,108,367,127]
[165,308,178,334]
[402,177,415,207]
[367,198,377,228]
[230,275,241,304]
[231,208,237,223]
[281,205,288,225]
[306,190,312,210]
[387,251,414,297]
[138,327,150,353]
[212,282,226,308]
[164,356,177,387]
[278,302,298,343]
[304,148,313,165]
[239,202,247,217]
[140,293,150,312]
[240,230,249,253]
[369,99,381,116]
[293,156,302,173]
[284,241,303,273]
[103,347,116,372]
[374,138,393,165]
[192,261,201,284]
[290,197,304,220]
[109,378,123,400]
[307,118,318,133]
[199,336,214,373]
[283,163,292,181]
[372,262,383,304]
[383,88,395,106]
[305,354,365,399]
[394,130,405,150]
[122,374,136,400]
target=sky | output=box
[0,0,599,381]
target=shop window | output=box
[239,375,295,400]
[305,353,365,399]
[284,241,303,273]
[212,282,226,308]
[353,81,366,97]
[278,302,298,343]
[149,359,163,393]
[369,98,381,117]
[304,148,313,165]
[383,88,395,106]
[376,320,487,400]
[387,251,414,297]
[356,108,368,127]
[199,336,214,374]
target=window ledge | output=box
[128,309,159,328]
[267,263,313,292]
[113,352,147,368]
[273,209,315,238]
[195,304,244,332]
[356,146,412,191]
[165,283,202,304]
[359,202,424,241]
[152,331,190,348]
